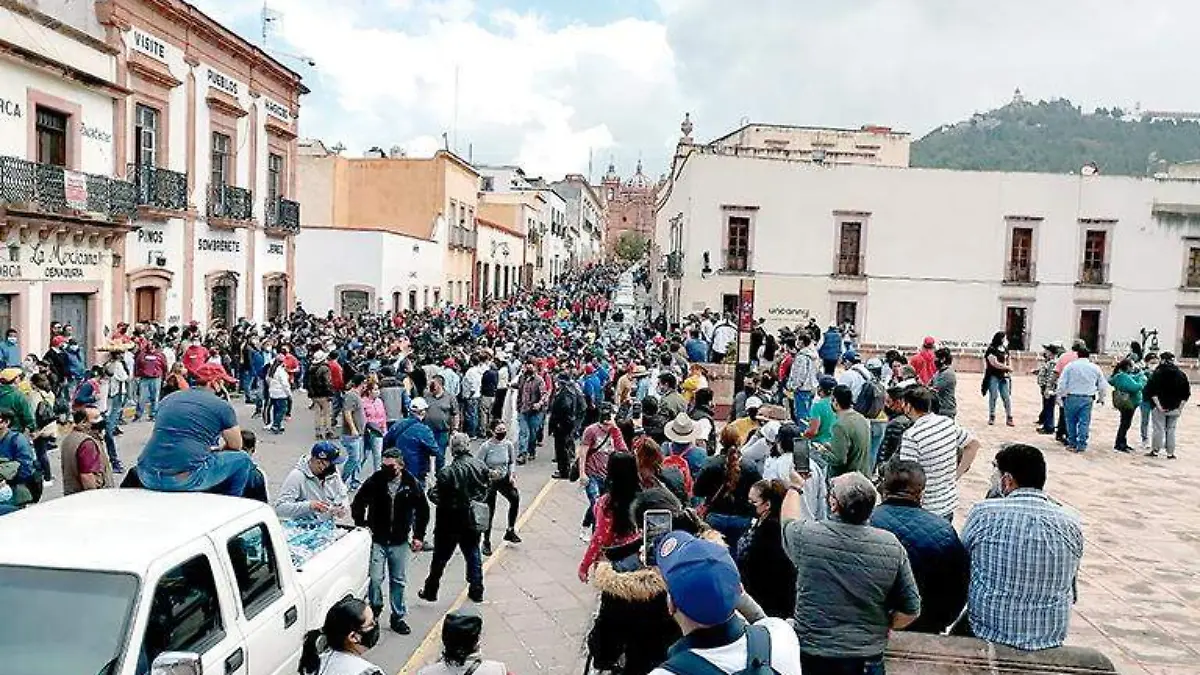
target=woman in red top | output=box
[578,453,640,582]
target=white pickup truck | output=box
[0,489,371,675]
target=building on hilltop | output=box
[655,114,1200,358]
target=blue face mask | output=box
[5,337,15,345]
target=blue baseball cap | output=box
[311,441,345,464]
[656,531,741,626]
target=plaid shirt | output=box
[961,488,1083,650]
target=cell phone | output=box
[643,509,673,567]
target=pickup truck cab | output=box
[0,489,370,675]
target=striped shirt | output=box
[898,414,973,517]
[961,489,1083,650]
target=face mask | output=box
[988,469,1006,498]
[383,463,400,479]
[357,623,381,649]
[90,421,107,435]
[0,482,10,503]
[5,337,15,344]
[494,431,507,440]
[319,464,337,478]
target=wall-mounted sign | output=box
[0,241,105,281]
[131,28,167,62]
[264,98,290,122]
[267,242,284,255]
[206,67,239,96]
[0,99,21,119]
[64,171,88,210]
[136,229,164,244]
[198,237,241,253]
[81,123,112,143]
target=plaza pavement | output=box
[36,372,1200,673]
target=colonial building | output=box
[708,121,911,168]
[656,116,1200,356]
[478,190,539,292]
[0,0,131,353]
[475,216,525,301]
[601,159,658,254]
[552,174,606,265]
[295,141,470,314]
[478,165,566,287]
[99,0,305,327]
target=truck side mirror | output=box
[151,651,202,675]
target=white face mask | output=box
[0,482,12,504]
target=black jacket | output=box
[428,454,490,528]
[351,469,430,546]
[870,498,968,633]
[735,515,795,619]
[1144,362,1192,411]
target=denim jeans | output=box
[136,377,161,420]
[138,451,255,496]
[1152,407,1181,456]
[1063,395,1094,451]
[239,370,255,404]
[1139,400,1154,445]
[582,474,603,528]
[518,411,545,459]
[105,393,125,466]
[793,390,813,424]
[33,436,53,481]
[341,435,364,487]
[1039,396,1056,433]
[987,376,1012,420]
[369,542,411,619]
[360,434,383,484]
[462,398,479,437]
[269,397,288,432]
[422,526,483,597]
[431,429,449,474]
[869,419,887,468]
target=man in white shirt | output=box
[898,387,980,521]
[462,355,486,438]
[710,314,738,363]
[649,531,802,675]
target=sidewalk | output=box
[402,478,596,674]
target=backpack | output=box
[660,624,775,675]
[852,365,886,418]
[34,398,55,429]
[550,386,582,429]
[662,451,695,497]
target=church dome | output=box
[624,159,653,189]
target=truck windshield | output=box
[0,565,139,675]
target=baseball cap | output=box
[194,362,236,384]
[311,441,345,463]
[923,336,936,348]
[761,420,782,443]
[841,350,860,363]
[656,531,741,626]
[411,397,430,412]
[744,395,764,410]
[866,357,883,370]
[818,375,838,391]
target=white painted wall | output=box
[660,152,1200,353]
[295,229,443,313]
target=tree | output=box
[613,232,649,262]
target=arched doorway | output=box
[263,272,289,322]
[127,266,173,323]
[204,271,239,328]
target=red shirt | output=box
[181,345,209,374]
[283,354,300,375]
[76,437,104,476]
[910,349,937,384]
[578,493,640,580]
[328,359,345,391]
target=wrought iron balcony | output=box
[666,250,684,278]
[1004,260,1036,284]
[835,253,864,277]
[0,155,135,223]
[1078,262,1109,286]
[128,163,188,211]
[207,183,253,222]
[265,196,300,234]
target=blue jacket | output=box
[66,349,87,379]
[684,338,708,363]
[581,374,604,404]
[870,498,969,633]
[0,341,20,370]
[250,350,268,379]
[0,430,37,481]
[818,328,843,361]
[383,416,439,478]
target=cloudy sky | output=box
[195,0,1196,180]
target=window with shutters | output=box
[36,107,69,167]
[723,216,751,272]
[1186,247,1200,288]
[836,222,863,276]
[211,132,231,187]
[135,104,160,167]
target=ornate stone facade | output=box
[601,159,660,254]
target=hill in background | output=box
[910,96,1200,176]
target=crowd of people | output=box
[0,260,1162,675]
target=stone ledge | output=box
[885,633,1116,674]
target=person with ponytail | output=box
[417,610,508,675]
[692,425,761,545]
[298,597,384,675]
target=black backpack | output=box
[852,365,886,418]
[550,386,582,428]
[660,624,776,675]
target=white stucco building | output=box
[552,174,606,264]
[657,120,1200,356]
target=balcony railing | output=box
[1004,260,1036,284]
[666,251,684,278]
[265,196,300,234]
[448,227,477,250]
[0,155,136,222]
[1078,262,1109,286]
[128,164,188,211]
[208,183,253,221]
[835,253,864,277]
